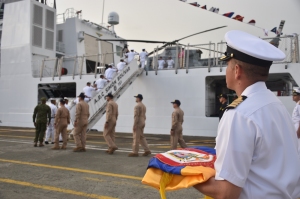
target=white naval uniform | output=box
[291,101,300,156]
[96,78,108,91]
[167,59,174,69]
[45,103,57,143]
[139,51,148,68]
[158,60,165,69]
[126,52,138,63]
[83,86,96,102]
[117,62,126,73]
[215,82,300,199]
[105,68,117,81]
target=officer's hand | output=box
[170,130,174,135]
[47,122,50,126]
[133,126,136,132]
[297,129,300,138]
[105,123,108,129]
[34,122,36,127]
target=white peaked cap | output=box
[221,30,285,65]
[293,88,300,94]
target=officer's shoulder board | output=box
[225,96,247,110]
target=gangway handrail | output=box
[175,43,178,74]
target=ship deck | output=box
[0,127,215,199]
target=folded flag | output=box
[209,7,216,12]
[201,5,207,9]
[179,0,187,2]
[142,147,216,199]
[223,12,234,18]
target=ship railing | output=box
[145,35,299,73]
[32,51,124,80]
[56,8,82,24]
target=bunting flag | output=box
[179,0,187,2]
[271,27,277,34]
[248,19,256,25]
[201,5,207,9]
[209,7,216,12]
[223,12,234,18]
[214,8,219,13]
[233,15,244,22]
[189,2,200,7]
[142,147,216,199]
[263,29,269,36]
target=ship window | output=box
[58,30,63,42]
[33,26,43,48]
[46,9,55,30]
[116,46,123,57]
[45,30,54,50]
[33,5,43,27]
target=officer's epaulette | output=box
[225,96,247,110]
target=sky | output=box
[55,0,300,52]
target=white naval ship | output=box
[0,0,299,137]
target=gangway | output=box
[69,61,143,136]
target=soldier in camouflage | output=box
[33,97,51,147]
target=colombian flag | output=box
[142,147,216,199]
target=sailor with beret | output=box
[45,98,57,144]
[194,30,300,198]
[128,94,151,157]
[292,88,300,156]
[218,94,228,120]
[33,97,51,147]
[170,99,187,149]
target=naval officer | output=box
[194,30,300,199]
[170,100,187,149]
[218,93,228,120]
[73,93,90,152]
[128,94,151,157]
[33,97,51,147]
[103,93,119,155]
[139,49,148,69]
[291,88,300,157]
[45,98,57,144]
[52,99,70,150]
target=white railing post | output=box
[40,59,45,81]
[208,41,211,72]
[58,57,64,80]
[155,46,158,75]
[80,55,85,79]
[94,53,99,78]
[52,58,58,80]
[73,56,77,80]
[175,43,178,74]
[186,43,189,74]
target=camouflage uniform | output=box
[33,102,51,143]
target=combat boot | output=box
[81,148,86,152]
[128,153,139,157]
[61,146,67,150]
[51,146,60,150]
[39,142,44,147]
[73,147,82,152]
[107,147,118,155]
[34,142,37,147]
[142,151,151,157]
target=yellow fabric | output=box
[159,172,173,199]
[142,166,215,191]
[205,196,214,199]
